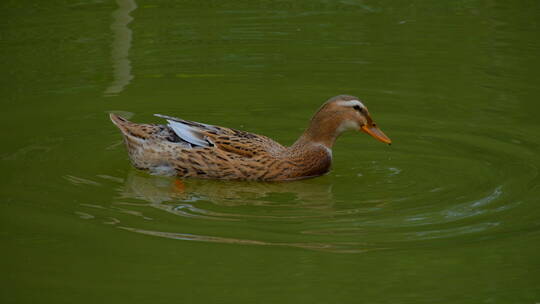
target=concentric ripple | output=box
[71,122,540,253]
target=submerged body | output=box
[110,95,391,181]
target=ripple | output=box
[118,226,376,253]
[69,121,540,253]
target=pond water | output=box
[2,1,540,303]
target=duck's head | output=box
[308,95,392,145]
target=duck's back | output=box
[111,113,319,181]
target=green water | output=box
[2,0,540,303]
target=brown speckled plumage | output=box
[110,95,391,181]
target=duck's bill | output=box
[361,124,392,144]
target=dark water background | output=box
[2,1,540,303]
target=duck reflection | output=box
[58,170,385,253]
[112,171,376,253]
[119,170,335,208]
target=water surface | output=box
[2,1,540,303]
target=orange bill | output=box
[361,124,392,144]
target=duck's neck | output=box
[280,116,340,178]
[290,114,342,151]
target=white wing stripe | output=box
[336,100,365,108]
[167,120,210,147]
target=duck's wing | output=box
[155,114,215,147]
[155,114,284,157]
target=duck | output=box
[110,95,391,181]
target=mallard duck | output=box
[110,95,391,181]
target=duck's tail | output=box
[111,113,154,168]
[110,113,178,175]
[109,113,151,141]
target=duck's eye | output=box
[353,105,362,112]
